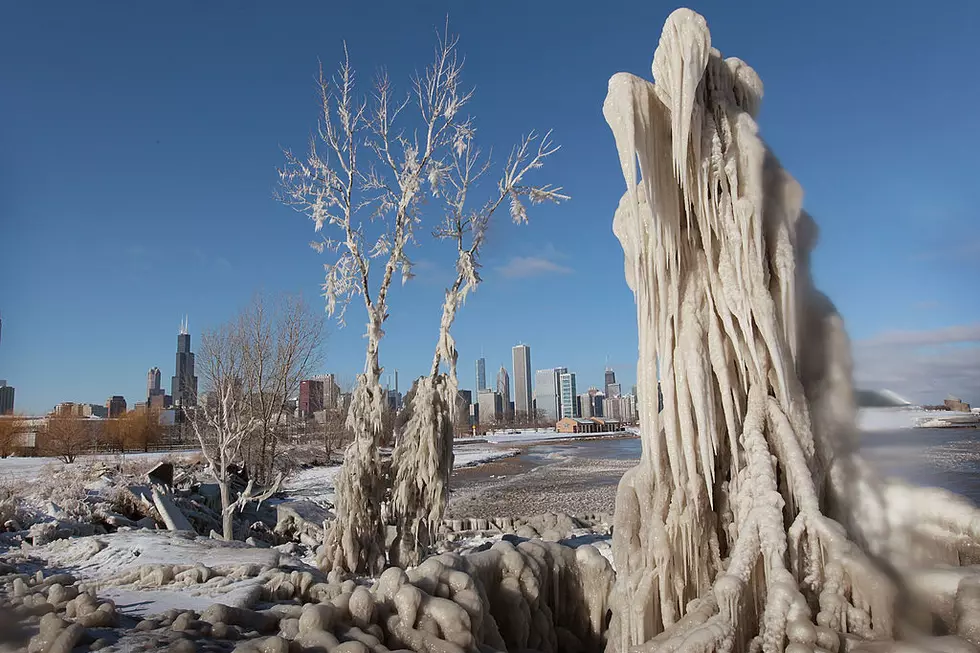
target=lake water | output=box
[521,428,980,504]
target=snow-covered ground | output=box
[286,443,520,506]
[0,449,200,482]
[24,529,309,616]
[858,407,978,431]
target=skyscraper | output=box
[497,365,513,419]
[315,373,342,410]
[171,316,199,410]
[300,379,325,418]
[512,344,532,419]
[457,390,473,428]
[477,389,502,424]
[147,367,161,400]
[559,372,578,418]
[0,381,14,416]
[604,368,617,398]
[534,367,565,421]
[475,358,487,392]
[106,395,127,418]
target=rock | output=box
[515,525,539,539]
[200,604,278,633]
[77,603,118,628]
[298,603,338,634]
[49,624,84,653]
[46,583,67,605]
[28,613,66,653]
[171,612,195,632]
[135,619,160,631]
[147,462,175,488]
[152,487,194,532]
[89,638,109,651]
[168,637,196,653]
[540,529,562,542]
[348,586,375,626]
[278,617,299,641]
[332,642,369,653]
[136,517,157,530]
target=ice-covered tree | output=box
[281,26,564,573]
[389,129,566,566]
[604,9,980,652]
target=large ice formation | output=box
[604,8,980,652]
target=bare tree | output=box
[238,293,326,483]
[42,417,93,463]
[0,416,25,458]
[191,319,281,541]
[99,409,164,454]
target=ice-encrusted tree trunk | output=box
[605,9,980,652]
[389,131,567,567]
[280,30,485,574]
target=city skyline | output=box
[2,1,978,412]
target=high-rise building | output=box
[588,386,605,417]
[533,367,565,421]
[148,392,170,410]
[607,382,622,398]
[559,372,578,418]
[477,389,502,424]
[512,344,532,419]
[0,381,15,416]
[171,317,198,410]
[578,393,594,418]
[106,395,127,418]
[312,374,342,410]
[496,366,510,404]
[300,379,325,418]
[457,390,473,428]
[147,367,162,399]
[386,390,403,412]
[604,368,617,398]
[475,358,487,392]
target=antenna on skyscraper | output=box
[179,315,189,335]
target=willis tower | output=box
[172,316,198,411]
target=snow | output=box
[0,450,200,482]
[452,445,520,467]
[25,529,306,617]
[858,407,979,431]
[286,443,519,507]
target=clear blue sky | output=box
[2,1,978,414]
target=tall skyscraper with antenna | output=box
[171,316,198,412]
[475,357,487,392]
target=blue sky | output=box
[2,1,978,414]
